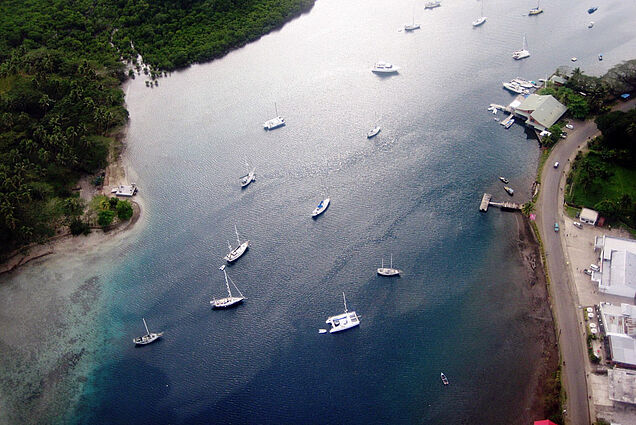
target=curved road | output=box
[536,98,636,425]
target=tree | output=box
[97,209,115,227]
[116,200,133,220]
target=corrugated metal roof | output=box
[515,94,567,129]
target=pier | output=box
[479,193,522,212]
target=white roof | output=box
[608,368,636,404]
[597,236,636,298]
[580,207,599,223]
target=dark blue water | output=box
[32,0,636,423]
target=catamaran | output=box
[263,102,285,130]
[224,225,250,263]
[211,265,245,308]
[377,254,401,276]
[529,0,543,15]
[312,198,330,217]
[326,292,360,333]
[239,161,256,188]
[133,318,163,345]
[512,35,530,60]
[472,0,487,26]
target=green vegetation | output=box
[0,0,315,257]
[566,108,636,228]
[543,368,563,425]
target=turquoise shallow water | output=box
[2,0,636,423]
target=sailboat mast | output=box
[223,268,232,297]
[227,240,232,251]
[235,225,241,245]
[275,102,278,117]
[143,318,150,335]
[342,292,348,313]
[390,254,393,268]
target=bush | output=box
[97,209,115,227]
[116,200,133,220]
[69,217,91,235]
[108,196,119,209]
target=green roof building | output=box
[513,94,567,132]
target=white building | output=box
[600,303,636,368]
[608,368,636,403]
[594,236,636,299]
[580,207,599,225]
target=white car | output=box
[573,222,583,229]
[590,264,600,272]
[566,124,574,129]
[554,161,560,168]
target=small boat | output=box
[211,265,245,308]
[325,292,360,333]
[499,177,509,184]
[472,0,486,26]
[588,21,594,28]
[377,254,401,276]
[511,78,535,89]
[441,372,449,385]
[404,9,420,31]
[263,102,285,130]
[512,35,530,60]
[502,82,529,95]
[571,57,578,62]
[224,225,250,263]
[239,161,256,188]
[372,62,399,74]
[587,6,597,14]
[133,318,163,345]
[504,119,514,129]
[367,125,381,138]
[424,0,441,8]
[312,198,330,217]
[598,54,603,61]
[504,186,514,196]
[528,0,543,15]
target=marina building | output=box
[512,94,568,132]
[593,236,636,299]
[599,303,636,368]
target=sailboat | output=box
[263,102,285,130]
[404,7,421,31]
[472,0,487,26]
[312,197,330,217]
[239,160,256,188]
[512,35,530,60]
[224,225,250,263]
[325,292,360,333]
[377,254,401,276]
[133,318,164,345]
[211,265,245,308]
[367,113,381,138]
[529,0,543,15]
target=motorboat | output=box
[504,119,514,129]
[133,318,163,345]
[472,16,487,26]
[512,35,530,60]
[441,372,449,385]
[504,186,514,196]
[224,225,250,263]
[424,0,441,8]
[598,53,603,61]
[372,62,399,74]
[588,21,594,28]
[263,102,285,130]
[404,22,421,31]
[511,78,535,88]
[367,126,381,138]
[325,293,360,333]
[312,198,330,217]
[587,6,598,14]
[499,177,509,184]
[377,254,401,276]
[502,82,529,95]
[571,57,578,62]
[211,265,245,309]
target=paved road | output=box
[536,98,635,425]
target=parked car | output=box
[590,264,600,272]
[573,222,583,229]
[561,132,568,139]
[554,161,560,168]
[566,124,574,130]
[584,269,593,276]
[554,222,560,232]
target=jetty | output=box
[480,193,522,212]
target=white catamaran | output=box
[263,102,285,130]
[133,318,164,345]
[512,35,530,60]
[224,225,250,263]
[377,254,401,276]
[211,265,245,308]
[325,292,360,333]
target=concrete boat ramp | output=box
[479,193,522,212]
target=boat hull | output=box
[264,117,285,130]
[133,332,164,345]
[377,267,401,276]
[312,198,330,217]
[472,17,487,26]
[225,241,250,262]
[326,311,360,333]
[367,126,381,138]
[211,297,245,308]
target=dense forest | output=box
[0,0,315,256]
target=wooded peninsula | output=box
[0,0,315,257]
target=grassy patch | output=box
[537,148,551,182]
[567,153,636,207]
[565,205,580,218]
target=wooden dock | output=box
[480,193,522,212]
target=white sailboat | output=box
[239,160,256,188]
[224,225,250,263]
[133,318,164,345]
[404,7,421,31]
[263,102,285,130]
[529,0,543,15]
[325,292,360,333]
[377,254,401,276]
[472,0,487,26]
[512,35,530,60]
[211,265,245,308]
